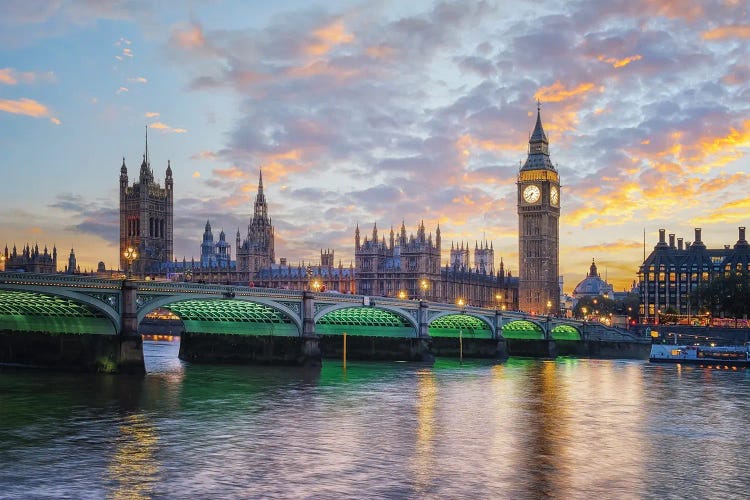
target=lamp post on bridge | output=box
[420,279,429,301]
[123,246,137,279]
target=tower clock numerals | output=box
[523,184,541,204]
[550,186,559,207]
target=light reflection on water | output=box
[1,340,750,498]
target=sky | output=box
[0,0,748,293]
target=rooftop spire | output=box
[521,100,554,171]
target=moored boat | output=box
[650,344,750,365]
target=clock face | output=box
[523,184,541,204]
[550,186,559,206]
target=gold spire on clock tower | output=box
[517,102,560,314]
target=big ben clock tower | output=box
[518,103,560,314]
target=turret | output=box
[355,223,360,250]
[120,157,128,193]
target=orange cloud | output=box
[305,20,354,56]
[192,171,201,178]
[535,81,596,103]
[597,54,642,68]
[174,24,206,50]
[149,121,187,133]
[191,150,217,160]
[144,111,160,118]
[703,25,750,40]
[213,166,249,179]
[287,60,361,81]
[0,68,55,85]
[0,97,50,118]
[366,45,396,59]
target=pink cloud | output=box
[0,97,50,117]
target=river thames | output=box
[1,339,749,499]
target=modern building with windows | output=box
[638,227,750,322]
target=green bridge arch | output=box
[0,289,117,335]
[428,313,493,339]
[316,306,416,337]
[502,320,544,339]
[153,298,300,336]
[550,324,581,340]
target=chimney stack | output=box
[694,228,702,243]
[669,234,675,248]
[677,238,683,250]
[740,227,746,242]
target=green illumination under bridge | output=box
[429,314,493,339]
[551,324,581,341]
[316,307,416,337]
[0,290,116,335]
[163,299,299,336]
[502,320,544,339]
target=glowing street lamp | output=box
[581,306,588,320]
[420,279,428,299]
[311,279,322,292]
[457,298,465,310]
[546,300,552,316]
[123,246,137,279]
[398,290,407,300]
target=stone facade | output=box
[518,105,560,314]
[119,130,174,275]
[3,243,57,273]
[354,221,517,308]
[236,171,274,274]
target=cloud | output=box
[535,81,598,103]
[0,97,53,119]
[0,67,55,85]
[597,54,642,68]
[190,150,217,160]
[127,76,147,83]
[144,111,159,118]
[116,86,128,93]
[703,25,750,40]
[149,121,187,133]
[305,19,354,56]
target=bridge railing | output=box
[0,272,123,289]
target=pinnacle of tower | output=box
[530,101,548,144]
[121,157,127,174]
[521,102,555,171]
[166,159,172,177]
[589,258,598,277]
[258,169,264,193]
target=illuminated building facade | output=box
[200,220,232,269]
[354,221,517,308]
[236,171,275,275]
[3,243,57,273]
[517,105,560,314]
[638,227,750,322]
[119,131,174,274]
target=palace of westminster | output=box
[5,107,748,316]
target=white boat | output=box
[650,344,750,365]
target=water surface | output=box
[1,340,749,498]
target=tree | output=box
[693,271,750,318]
[572,295,614,319]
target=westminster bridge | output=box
[0,272,649,373]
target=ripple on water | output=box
[2,342,750,498]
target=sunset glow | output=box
[0,0,748,293]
